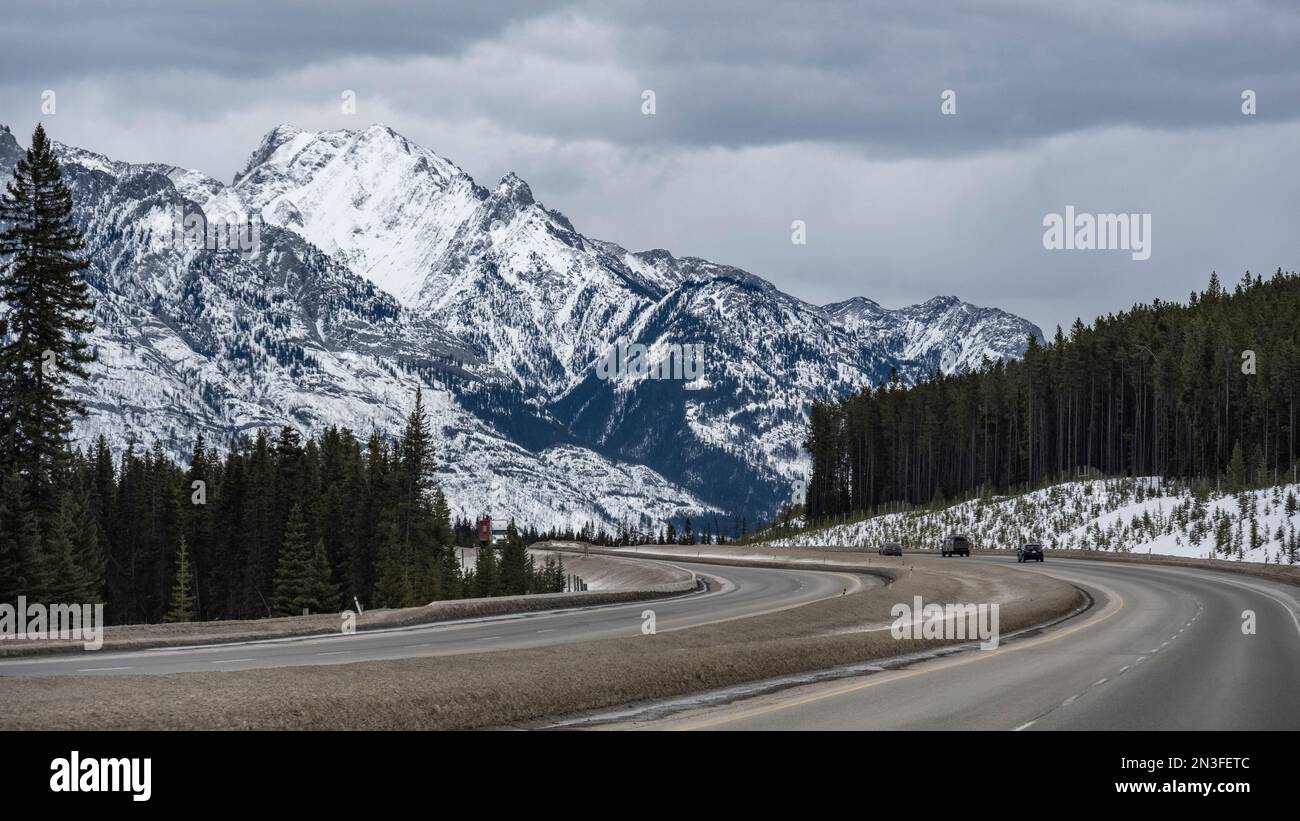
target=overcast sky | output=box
[3,0,1299,332]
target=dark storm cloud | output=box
[2,1,565,79]
[5,1,1299,156]
[559,0,1300,152]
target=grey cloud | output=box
[4,1,1299,155]
[1,1,565,79]
[1,1,1297,335]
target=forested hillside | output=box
[0,390,582,624]
[805,271,1300,519]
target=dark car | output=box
[1017,543,1044,563]
[878,542,903,556]
[940,535,972,557]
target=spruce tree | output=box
[373,515,413,609]
[272,505,335,615]
[306,538,339,613]
[499,519,529,595]
[0,471,41,601]
[431,485,452,544]
[473,543,500,597]
[547,553,567,593]
[39,490,97,602]
[0,124,95,486]
[165,537,195,623]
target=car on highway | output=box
[1017,542,1045,562]
[878,542,903,556]
[940,534,972,557]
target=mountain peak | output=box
[495,172,534,206]
[237,123,306,181]
[921,294,962,308]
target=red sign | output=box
[477,518,491,543]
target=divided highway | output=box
[0,561,867,677]
[603,555,1300,730]
[6,550,1296,734]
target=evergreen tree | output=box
[0,471,41,601]
[1226,443,1247,493]
[165,537,195,622]
[431,485,452,544]
[0,124,95,487]
[307,538,339,613]
[473,544,500,598]
[271,505,335,615]
[499,519,529,595]
[38,489,97,602]
[372,515,413,609]
[554,553,568,592]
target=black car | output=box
[878,542,903,556]
[1017,543,1044,563]
[940,535,971,557]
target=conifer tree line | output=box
[805,271,1300,521]
[4,391,585,623]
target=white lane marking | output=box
[1094,678,1108,686]
[77,666,132,672]
[1131,567,1300,639]
[1135,656,1147,664]
[1119,665,1130,673]
[1014,721,1036,731]
[664,570,1130,732]
[210,658,255,664]
[536,628,556,633]
[317,651,349,656]
[475,635,502,641]
[1061,695,1078,706]
[1160,641,1169,648]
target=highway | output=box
[0,561,867,677]
[600,556,1300,730]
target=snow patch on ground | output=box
[768,478,1300,565]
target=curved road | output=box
[0,561,866,677]
[601,555,1300,730]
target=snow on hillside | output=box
[769,478,1300,564]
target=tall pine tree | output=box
[164,537,195,623]
[0,124,95,488]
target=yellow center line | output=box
[673,575,1126,731]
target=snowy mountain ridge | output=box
[0,122,1044,531]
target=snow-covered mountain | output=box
[0,122,1043,531]
[824,295,1038,376]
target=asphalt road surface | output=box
[604,555,1300,730]
[0,561,866,677]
